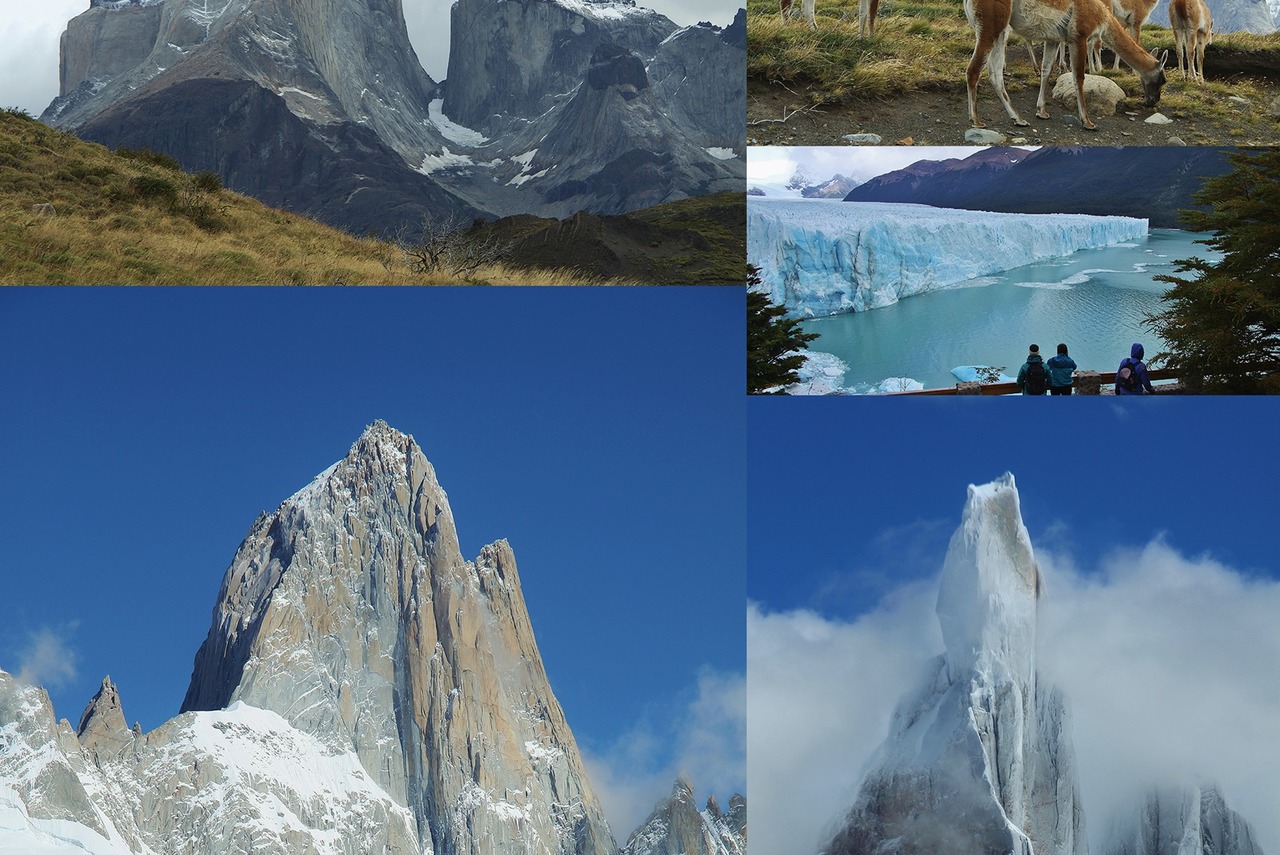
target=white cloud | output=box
[0,1,85,116]
[747,584,939,855]
[15,625,79,690]
[583,667,745,843]
[748,542,1280,855]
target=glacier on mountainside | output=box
[747,198,1149,317]
[823,473,1087,855]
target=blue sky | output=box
[749,397,1280,616]
[0,286,745,835]
[748,398,1280,855]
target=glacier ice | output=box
[747,198,1150,317]
[823,474,1087,855]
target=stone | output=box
[963,128,1006,144]
[1145,112,1174,124]
[619,778,747,855]
[181,421,615,855]
[822,476,1087,855]
[1268,95,1280,117]
[1103,785,1265,855]
[75,675,133,762]
[648,11,746,153]
[1168,135,1188,145]
[843,133,883,144]
[1228,95,1251,105]
[1052,72,1126,116]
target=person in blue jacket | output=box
[1017,344,1050,395]
[1046,343,1077,395]
[1115,343,1156,394]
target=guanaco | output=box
[966,0,1166,130]
[1169,0,1212,81]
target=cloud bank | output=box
[583,667,745,842]
[748,540,1280,855]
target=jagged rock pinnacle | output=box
[76,675,132,761]
[824,474,1084,855]
[180,421,614,855]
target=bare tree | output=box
[398,212,512,279]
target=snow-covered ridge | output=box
[747,198,1149,317]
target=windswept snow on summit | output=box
[747,198,1149,317]
[824,474,1087,855]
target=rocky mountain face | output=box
[42,0,744,232]
[823,475,1271,855]
[620,779,746,855]
[824,474,1086,855]
[5,421,710,855]
[647,10,747,154]
[800,174,858,198]
[179,420,615,855]
[476,42,742,218]
[1105,786,1266,855]
[442,0,674,135]
[844,146,1234,228]
[1152,0,1277,32]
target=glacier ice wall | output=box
[747,198,1149,317]
[823,474,1087,855]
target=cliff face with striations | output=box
[180,419,615,855]
[0,421,627,855]
[823,474,1087,855]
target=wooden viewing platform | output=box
[889,368,1182,396]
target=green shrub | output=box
[117,147,183,172]
[132,175,178,204]
[192,171,222,193]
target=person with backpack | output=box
[1046,343,1077,395]
[1115,342,1156,395]
[1017,344,1049,395]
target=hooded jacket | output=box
[1046,352,1077,388]
[1116,343,1155,394]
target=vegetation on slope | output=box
[0,108,643,285]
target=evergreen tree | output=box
[747,265,819,394]
[1146,148,1280,393]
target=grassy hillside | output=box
[748,0,1280,137]
[2,109,731,285]
[465,192,746,285]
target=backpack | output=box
[1116,359,1142,393]
[1024,360,1048,395]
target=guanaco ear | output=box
[1158,48,1169,64]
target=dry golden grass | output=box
[0,109,617,286]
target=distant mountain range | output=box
[843,147,1235,228]
[41,0,745,239]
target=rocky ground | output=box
[747,44,1280,147]
[748,78,1280,146]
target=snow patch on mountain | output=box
[428,99,489,146]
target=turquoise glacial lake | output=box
[799,229,1221,393]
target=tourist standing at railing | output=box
[1115,343,1156,395]
[1017,345,1050,396]
[1046,343,1077,396]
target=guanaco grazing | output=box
[1092,0,1159,69]
[1169,0,1212,81]
[780,0,879,37]
[966,0,1166,130]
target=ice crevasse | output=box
[747,199,1149,317]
